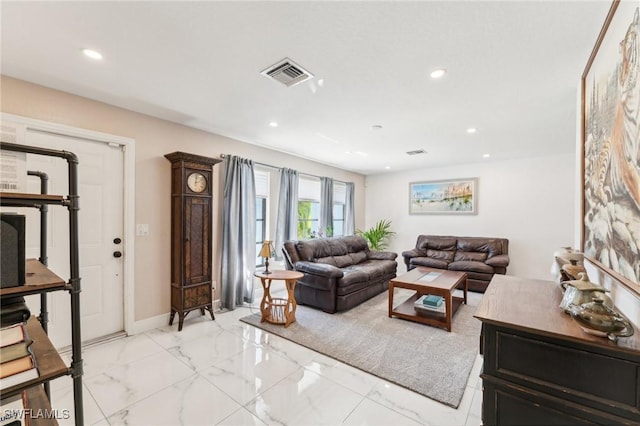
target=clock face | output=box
[187,172,207,193]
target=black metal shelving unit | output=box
[1,142,83,426]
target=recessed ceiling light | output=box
[483,153,491,158]
[371,125,383,130]
[385,166,391,170]
[268,121,278,127]
[467,127,477,134]
[82,48,103,60]
[430,68,446,79]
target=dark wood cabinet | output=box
[165,151,221,331]
[475,275,640,425]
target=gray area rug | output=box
[240,289,482,408]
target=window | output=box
[298,200,320,239]
[256,197,267,266]
[255,170,269,267]
[298,176,321,239]
[332,182,346,236]
[332,203,345,237]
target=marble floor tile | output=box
[59,305,485,425]
[145,315,222,349]
[304,352,380,396]
[200,344,301,405]
[469,387,483,419]
[167,329,249,371]
[343,398,424,425]
[107,374,241,425]
[47,383,105,426]
[366,380,474,426]
[79,333,166,378]
[84,350,195,417]
[246,368,365,425]
[216,407,268,426]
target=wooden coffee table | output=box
[388,267,467,332]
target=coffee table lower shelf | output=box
[391,293,465,330]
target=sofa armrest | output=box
[368,251,398,261]
[294,261,344,278]
[401,248,425,259]
[485,254,510,268]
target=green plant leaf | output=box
[356,219,395,250]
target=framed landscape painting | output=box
[409,178,477,215]
[582,0,640,292]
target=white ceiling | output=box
[1,1,613,175]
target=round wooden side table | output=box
[254,270,303,327]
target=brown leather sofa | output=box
[282,235,397,313]
[402,235,509,292]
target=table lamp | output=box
[259,240,275,274]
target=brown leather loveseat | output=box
[282,235,397,313]
[402,235,509,292]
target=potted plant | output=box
[357,219,395,250]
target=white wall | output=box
[0,76,366,324]
[365,154,576,280]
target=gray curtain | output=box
[344,182,355,236]
[221,155,256,309]
[275,168,299,259]
[320,177,334,236]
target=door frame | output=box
[1,112,136,336]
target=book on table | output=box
[415,294,444,307]
[414,295,445,313]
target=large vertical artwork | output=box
[582,0,640,291]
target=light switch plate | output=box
[136,224,149,236]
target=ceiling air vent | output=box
[406,149,427,156]
[261,58,314,87]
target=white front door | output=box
[21,129,125,348]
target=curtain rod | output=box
[220,153,349,184]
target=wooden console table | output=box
[475,275,640,425]
[255,270,303,327]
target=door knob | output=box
[113,251,122,258]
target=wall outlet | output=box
[136,224,149,236]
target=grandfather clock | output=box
[165,151,221,331]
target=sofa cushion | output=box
[454,251,488,262]
[333,254,354,268]
[410,257,449,269]
[418,236,457,251]
[427,249,455,263]
[349,251,368,264]
[297,238,356,266]
[457,238,502,258]
[343,235,369,253]
[338,268,369,287]
[448,260,494,274]
[356,259,397,277]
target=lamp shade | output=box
[259,240,274,258]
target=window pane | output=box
[298,200,320,239]
[333,221,344,237]
[256,221,264,243]
[333,203,344,219]
[256,197,265,220]
[256,243,264,266]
